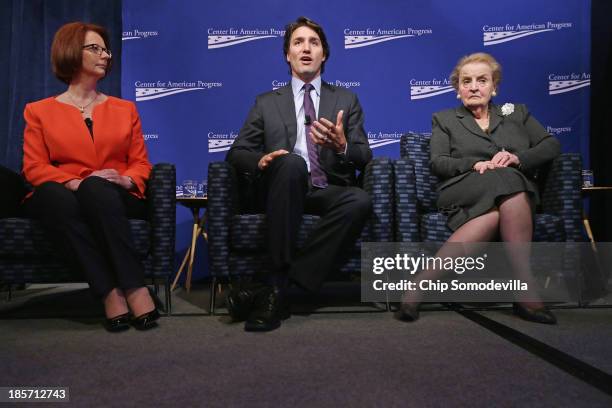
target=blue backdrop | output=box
[121,0,591,279]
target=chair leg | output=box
[209,276,217,316]
[165,276,172,316]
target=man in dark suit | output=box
[226,16,372,332]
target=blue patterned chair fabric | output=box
[207,158,394,277]
[396,133,583,243]
[0,164,176,297]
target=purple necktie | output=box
[303,83,328,188]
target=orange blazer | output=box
[23,96,152,199]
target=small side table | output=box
[581,186,612,243]
[171,197,208,292]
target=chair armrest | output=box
[393,158,420,242]
[362,157,394,242]
[540,153,584,242]
[207,161,239,276]
[146,163,177,277]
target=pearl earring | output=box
[456,94,461,99]
[492,91,497,97]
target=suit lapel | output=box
[274,84,297,149]
[488,104,503,134]
[456,105,490,140]
[318,82,338,123]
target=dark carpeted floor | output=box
[1,285,611,407]
[480,308,612,374]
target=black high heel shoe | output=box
[394,302,420,322]
[104,313,131,332]
[512,303,557,325]
[130,287,162,330]
[131,309,160,330]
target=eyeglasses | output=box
[82,44,112,58]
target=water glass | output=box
[582,170,594,188]
[197,181,207,198]
[182,179,197,197]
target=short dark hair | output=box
[51,21,112,84]
[283,17,330,75]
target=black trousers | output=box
[23,177,147,298]
[259,154,372,291]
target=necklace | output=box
[66,91,98,113]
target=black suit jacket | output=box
[430,103,561,192]
[227,82,372,187]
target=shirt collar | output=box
[291,76,322,97]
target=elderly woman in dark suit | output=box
[396,52,560,324]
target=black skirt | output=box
[437,167,537,231]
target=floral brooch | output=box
[501,103,515,116]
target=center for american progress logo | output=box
[208,27,285,49]
[134,80,222,101]
[482,21,572,46]
[208,131,238,153]
[548,73,590,95]
[410,77,453,100]
[344,27,432,49]
[122,29,159,40]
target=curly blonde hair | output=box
[450,52,501,91]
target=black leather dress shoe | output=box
[131,309,160,330]
[244,286,290,332]
[226,282,265,322]
[394,302,420,322]
[104,313,131,332]
[513,303,557,325]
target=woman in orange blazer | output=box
[22,22,159,332]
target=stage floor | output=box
[1,283,611,407]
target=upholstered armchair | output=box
[394,133,583,243]
[0,164,176,313]
[207,157,394,311]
